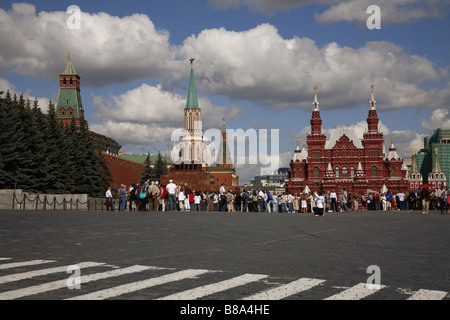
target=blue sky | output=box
[1,0,450,182]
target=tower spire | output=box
[310,85,323,135]
[186,58,199,109]
[433,148,442,173]
[370,84,376,110]
[313,85,319,111]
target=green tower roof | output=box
[61,55,77,75]
[185,58,199,109]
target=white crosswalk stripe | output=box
[407,289,448,300]
[0,260,56,270]
[0,262,106,284]
[243,278,326,300]
[0,265,152,300]
[0,258,446,300]
[67,269,213,300]
[324,283,385,300]
[158,273,268,300]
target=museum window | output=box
[350,166,355,178]
[371,166,377,177]
[335,167,339,178]
[314,167,319,178]
[342,166,348,178]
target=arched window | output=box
[392,169,395,177]
[371,166,377,177]
[63,78,67,85]
[335,167,340,178]
[314,167,320,178]
[70,78,73,85]
[350,166,355,178]
[342,166,348,178]
[60,108,66,116]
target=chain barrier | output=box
[11,192,112,211]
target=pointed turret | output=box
[216,119,233,167]
[411,149,418,173]
[387,136,400,161]
[310,85,323,135]
[186,57,200,110]
[367,84,379,133]
[56,54,84,127]
[432,148,442,173]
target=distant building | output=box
[56,55,144,189]
[246,169,289,194]
[410,128,449,189]
[285,85,410,195]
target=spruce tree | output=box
[140,152,153,183]
[152,152,168,182]
[44,102,73,193]
[0,91,30,189]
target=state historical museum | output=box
[285,85,410,195]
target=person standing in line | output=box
[178,185,186,211]
[314,191,325,216]
[301,193,308,213]
[293,194,299,213]
[342,187,349,212]
[212,192,219,212]
[147,181,160,211]
[272,193,278,213]
[235,191,242,212]
[354,193,359,212]
[159,184,167,211]
[440,187,448,214]
[105,187,114,212]
[241,190,248,213]
[226,190,234,212]
[266,191,273,213]
[330,190,337,212]
[129,183,137,212]
[219,183,227,211]
[193,192,201,211]
[166,180,177,211]
[446,188,450,214]
[381,193,387,211]
[287,192,294,213]
[118,184,127,212]
[184,189,191,212]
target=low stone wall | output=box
[0,190,111,211]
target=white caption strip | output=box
[324,283,385,300]
[243,278,326,300]
[0,260,55,270]
[407,289,448,300]
[0,265,152,300]
[0,262,106,284]
[68,269,212,300]
[159,273,268,300]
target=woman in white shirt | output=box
[178,186,186,211]
[314,191,325,216]
[194,193,201,211]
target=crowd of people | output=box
[104,181,450,215]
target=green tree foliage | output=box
[140,152,153,183]
[0,93,107,197]
[152,152,168,182]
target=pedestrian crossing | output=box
[0,257,447,300]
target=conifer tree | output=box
[152,152,168,182]
[141,152,153,183]
[44,101,73,193]
[0,91,30,189]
